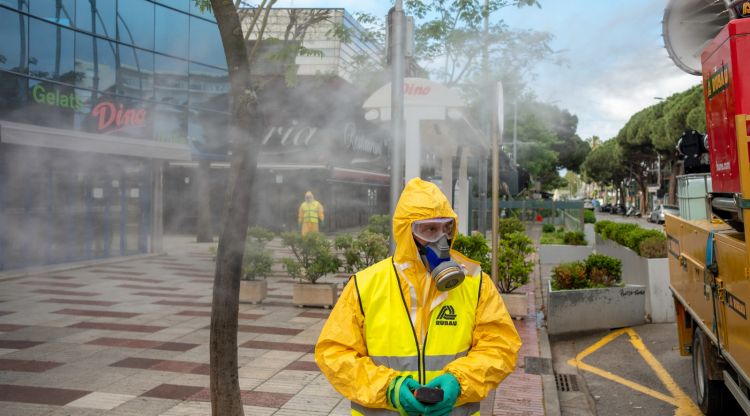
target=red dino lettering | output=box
[92,101,147,133]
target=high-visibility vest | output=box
[300,201,321,224]
[351,258,482,416]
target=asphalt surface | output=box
[551,323,703,416]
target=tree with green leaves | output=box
[581,138,626,203]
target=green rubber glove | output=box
[424,372,461,415]
[388,375,427,416]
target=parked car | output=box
[649,204,680,224]
[583,199,595,210]
[600,203,612,213]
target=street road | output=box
[552,324,700,416]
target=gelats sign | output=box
[31,84,83,110]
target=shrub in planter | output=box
[594,220,615,236]
[551,261,588,290]
[563,231,587,246]
[281,232,340,283]
[334,234,359,274]
[584,253,622,287]
[584,210,596,224]
[542,223,556,233]
[606,223,639,244]
[496,232,535,293]
[242,227,275,280]
[336,231,389,273]
[639,235,667,258]
[498,217,525,239]
[367,214,391,238]
[552,253,622,290]
[453,232,491,273]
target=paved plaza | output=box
[0,235,549,415]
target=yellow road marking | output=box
[567,327,702,416]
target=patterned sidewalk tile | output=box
[66,392,135,410]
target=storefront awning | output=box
[0,121,192,161]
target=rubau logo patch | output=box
[436,305,457,326]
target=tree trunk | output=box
[639,180,648,216]
[209,2,261,415]
[196,160,214,242]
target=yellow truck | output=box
[663,6,750,415]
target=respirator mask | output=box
[412,218,465,291]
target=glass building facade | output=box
[0,0,230,270]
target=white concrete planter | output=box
[538,244,593,265]
[584,223,595,247]
[594,235,673,323]
[546,281,646,335]
[501,292,528,319]
[239,279,267,304]
[292,282,338,308]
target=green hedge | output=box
[584,210,596,224]
[594,220,667,258]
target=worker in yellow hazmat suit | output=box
[298,191,325,235]
[315,178,521,416]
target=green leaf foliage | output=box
[281,232,340,283]
[496,231,535,293]
[583,210,596,224]
[336,231,389,273]
[452,232,491,273]
[242,226,275,280]
[366,214,391,238]
[552,254,622,290]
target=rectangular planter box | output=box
[240,279,267,304]
[547,281,646,335]
[595,235,673,323]
[293,282,338,308]
[538,244,593,265]
[501,292,529,319]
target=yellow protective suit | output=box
[298,191,325,235]
[315,178,521,411]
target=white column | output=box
[441,155,453,205]
[404,119,421,181]
[455,152,469,235]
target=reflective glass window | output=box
[74,32,116,93]
[30,0,75,26]
[154,103,188,144]
[75,0,116,37]
[0,8,28,73]
[0,0,27,10]
[188,108,229,157]
[155,54,188,106]
[155,4,188,58]
[189,62,228,111]
[0,72,28,121]
[117,45,153,99]
[117,0,154,49]
[155,0,187,12]
[189,16,225,69]
[29,18,75,82]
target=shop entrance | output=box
[0,145,152,271]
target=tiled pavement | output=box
[0,235,551,415]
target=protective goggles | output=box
[411,218,455,243]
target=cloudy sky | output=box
[275,0,701,140]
